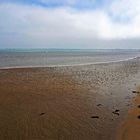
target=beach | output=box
[0,57,140,140]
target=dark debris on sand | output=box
[137,115,140,119]
[132,90,139,94]
[112,109,120,116]
[91,116,99,119]
[39,113,45,116]
[97,104,102,107]
[138,105,140,108]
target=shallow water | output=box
[0,49,140,68]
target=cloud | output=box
[110,0,140,20]
[0,1,140,49]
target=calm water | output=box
[0,49,140,68]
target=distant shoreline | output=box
[0,56,139,70]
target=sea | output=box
[0,49,140,69]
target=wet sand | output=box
[117,86,140,140]
[0,58,140,140]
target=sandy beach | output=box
[0,58,140,140]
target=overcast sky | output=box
[0,0,140,49]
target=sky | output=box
[0,0,140,49]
